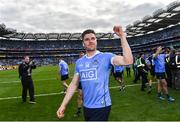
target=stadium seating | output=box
[0,24,179,66]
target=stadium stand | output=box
[0,1,179,67]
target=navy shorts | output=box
[114,71,123,79]
[83,106,111,121]
[61,74,69,81]
[156,72,166,80]
[78,82,82,89]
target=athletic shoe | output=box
[158,96,165,100]
[29,101,36,104]
[167,96,175,102]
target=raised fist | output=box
[113,25,125,38]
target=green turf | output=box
[0,65,180,121]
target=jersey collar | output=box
[85,50,100,59]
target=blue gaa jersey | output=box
[75,51,115,108]
[154,54,166,73]
[59,60,68,75]
[114,65,124,73]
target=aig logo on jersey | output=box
[80,68,97,81]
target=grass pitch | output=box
[0,65,180,121]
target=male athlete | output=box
[58,58,69,93]
[57,25,133,121]
[153,46,175,102]
[113,65,125,91]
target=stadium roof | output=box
[126,1,180,37]
[0,23,114,40]
[0,23,16,37]
[0,32,114,40]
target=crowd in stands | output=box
[129,25,179,46]
[0,25,179,66]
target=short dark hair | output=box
[24,56,29,59]
[139,53,144,57]
[81,29,96,40]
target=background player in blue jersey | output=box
[113,65,125,91]
[153,46,175,102]
[58,58,69,93]
[57,25,133,121]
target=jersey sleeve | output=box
[104,52,116,67]
[75,60,80,75]
[107,53,116,65]
[58,63,61,70]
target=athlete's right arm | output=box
[56,74,80,119]
[153,46,162,58]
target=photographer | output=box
[18,56,36,104]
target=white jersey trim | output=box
[111,56,115,65]
[85,50,100,59]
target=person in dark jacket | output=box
[133,53,149,91]
[18,56,36,103]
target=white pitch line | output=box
[0,92,64,101]
[0,81,20,84]
[0,78,56,84]
[110,83,142,89]
[0,82,157,101]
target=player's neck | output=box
[86,50,97,57]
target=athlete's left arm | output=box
[112,26,133,66]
